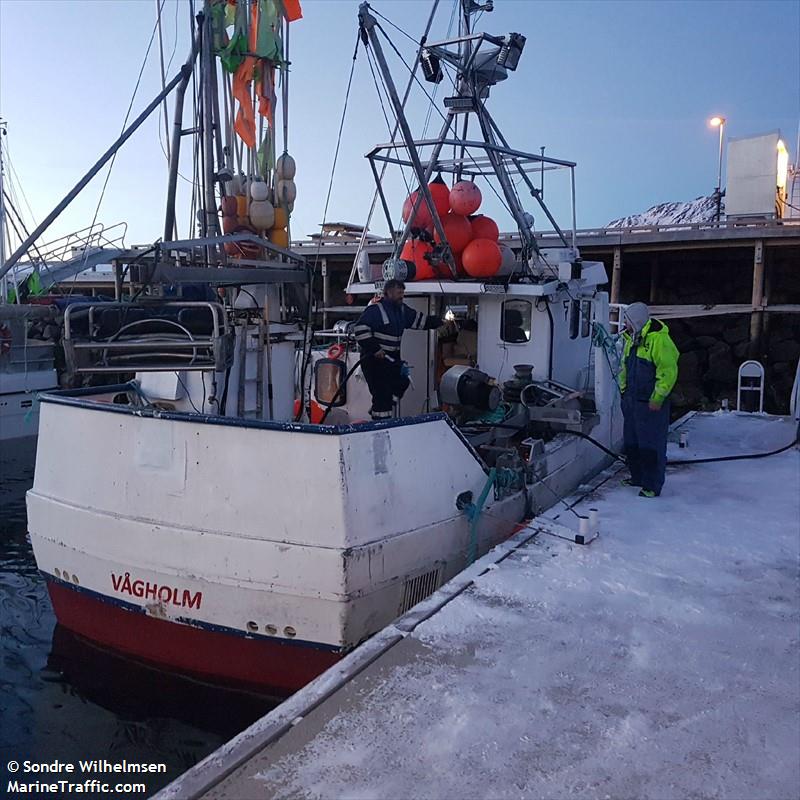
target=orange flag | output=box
[232,56,257,148]
[283,0,302,22]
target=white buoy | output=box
[276,153,297,180]
[579,516,591,538]
[275,179,297,205]
[496,244,518,277]
[250,180,269,202]
[249,199,275,231]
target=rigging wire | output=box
[156,0,199,200]
[371,7,423,47]
[351,0,443,274]
[79,10,161,268]
[421,0,459,140]
[1,189,55,285]
[3,139,37,230]
[365,44,415,203]
[155,0,171,162]
[364,42,450,295]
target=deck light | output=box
[777,139,788,190]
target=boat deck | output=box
[157,411,800,800]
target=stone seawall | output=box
[668,313,798,414]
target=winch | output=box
[439,365,501,412]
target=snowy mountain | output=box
[607,194,723,228]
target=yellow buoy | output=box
[269,228,290,249]
[272,206,289,230]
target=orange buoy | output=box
[310,400,326,424]
[401,191,432,230]
[470,214,499,241]
[449,181,482,215]
[428,174,451,219]
[453,251,467,277]
[461,237,502,278]
[221,196,237,216]
[434,213,473,254]
[226,225,261,258]
[235,195,248,218]
[400,239,434,280]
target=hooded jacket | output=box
[619,318,679,405]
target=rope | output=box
[591,321,622,379]
[463,468,497,566]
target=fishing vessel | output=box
[0,120,130,455]
[0,122,58,455]
[24,0,623,694]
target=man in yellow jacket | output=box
[619,302,679,497]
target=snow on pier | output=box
[158,412,800,800]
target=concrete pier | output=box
[157,412,800,800]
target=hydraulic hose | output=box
[666,420,800,464]
[460,419,800,466]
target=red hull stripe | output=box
[44,574,342,692]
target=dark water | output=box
[0,447,277,796]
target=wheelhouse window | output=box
[501,300,531,343]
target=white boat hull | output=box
[28,392,539,691]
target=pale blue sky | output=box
[0,0,798,249]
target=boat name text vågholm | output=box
[111,572,202,609]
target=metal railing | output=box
[27,222,128,267]
[63,301,231,374]
[292,217,800,250]
[608,303,628,333]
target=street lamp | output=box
[709,116,726,222]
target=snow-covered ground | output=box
[161,412,799,800]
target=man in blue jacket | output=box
[619,302,680,498]
[353,280,443,420]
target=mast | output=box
[164,32,201,242]
[359,0,557,275]
[201,2,220,246]
[359,3,455,275]
[0,120,6,304]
